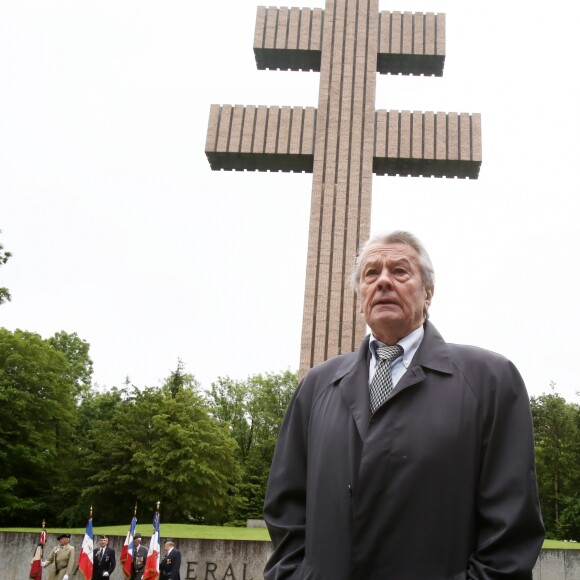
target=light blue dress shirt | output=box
[368,325,424,388]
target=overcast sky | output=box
[2,0,579,401]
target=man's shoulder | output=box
[294,352,358,407]
[305,349,360,381]
[422,323,523,390]
[315,349,359,369]
[292,349,360,405]
[424,322,511,367]
[447,342,511,365]
[445,342,524,393]
[445,342,516,380]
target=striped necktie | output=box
[370,343,403,414]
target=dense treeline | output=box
[0,328,295,527]
[1,326,579,540]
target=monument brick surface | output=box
[206,0,482,376]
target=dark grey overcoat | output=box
[264,322,544,579]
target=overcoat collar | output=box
[409,320,454,375]
[335,321,454,439]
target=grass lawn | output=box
[543,539,580,550]
[1,526,577,548]
[0,524,271,542]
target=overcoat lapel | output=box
[390,321,454,400]
[337,336,372,441]
[336,323,454,437]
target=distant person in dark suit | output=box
[160,540,181,580]
[130,533,148,580]
[92,535,116,579]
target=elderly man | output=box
[160,540,181,580]
[264,231,544,579]
[42,533,75,580]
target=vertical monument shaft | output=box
[206,1,481,378]
[300,0,378,375]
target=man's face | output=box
[59,537,69,546]
[359,243,432,343]
[134,538,141,547]
[99,538,108,549]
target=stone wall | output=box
[0,532,272,580]
[2,532,579,579]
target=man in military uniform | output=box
[42,533,75,580]
[130,533,148,580]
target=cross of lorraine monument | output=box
[205,0,481,376]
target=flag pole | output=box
[143,501,161,580]
[28,519,47,579]
[77,506,94,580]
[121,502,139,579]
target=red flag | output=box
[29,525,47,579]
[142,511,160,580]
[77,517,94,580]
[120,515,137,579]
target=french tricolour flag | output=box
[120,515,137,579]
[28,527,47,579]
[77,517,94,580]
[142,511,160,580]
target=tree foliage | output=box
[48,331,94,397]
[64,362,240,525]
[207,370,297,524]
[531,385,580,540]
[0,328,77,522]
[0,230,12,305]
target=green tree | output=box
[71,364,240,525]
[207,370,297,524]
[0,328,77,523]
[59,386,126,525]
[209,376,254,459]
[531,385,580,539]
[0,230,12,305]
[48,331,94,397]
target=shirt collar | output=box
[369,325,425,369]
